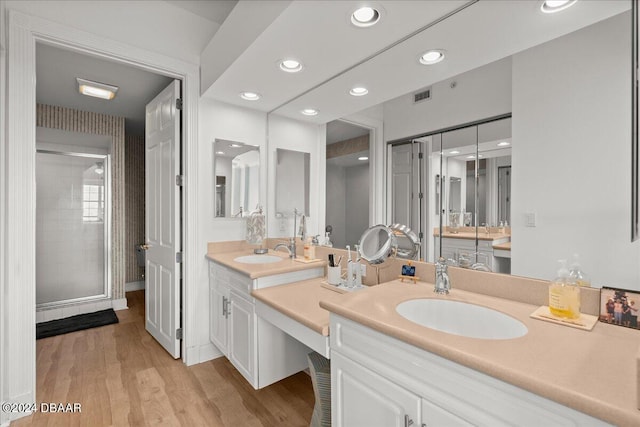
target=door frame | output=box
[2,10,199,420]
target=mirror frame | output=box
[633,0,639,242]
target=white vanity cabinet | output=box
[439,236,509,273]
[208,259,323,389]
[330,314,610,427]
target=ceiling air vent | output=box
[413,87,432,104]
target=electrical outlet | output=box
[360,263,367,277]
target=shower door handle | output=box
[141,244,150,250]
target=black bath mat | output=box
[36,308,119,339]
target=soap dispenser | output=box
[549,260,581,319]
[569,253,591,287]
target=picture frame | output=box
[599,286,640,329]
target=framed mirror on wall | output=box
[213,139,260,218]
[275,148,310,217]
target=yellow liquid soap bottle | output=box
[549,259,581,319]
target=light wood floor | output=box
[14,291,315,426]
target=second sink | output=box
[234,255,283,264]
[396,298,527,340]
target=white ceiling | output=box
[166,0,237,24]
[36,43,173,136]
[202,0,629,124]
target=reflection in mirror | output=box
[325,120,370,248]
[213,139,260,218]
[358,224,396,265]
[276,148,310,217]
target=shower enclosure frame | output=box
[36,149,112,309]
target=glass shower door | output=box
[36,151,110,306]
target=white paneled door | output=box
[145,80,182,358]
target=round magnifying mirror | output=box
[358,224,397,265]
[389,223,420,260]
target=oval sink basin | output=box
[233,255,284,264]
[396,299,527,340]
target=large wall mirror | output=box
[270,2,637,288]
[213,139,260,218]
[275,148,310,217]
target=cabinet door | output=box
[210,281,229,355]
[421,398,473,427]
[228,291,257,387]
[332,352,420,427]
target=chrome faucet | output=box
[434,257,450,295]
[274,238,296,258]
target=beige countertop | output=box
[206,250,326,279]
[319,280,640,426]
[493,241,511,250]
[251,278,344,336]
[434,230,511,241]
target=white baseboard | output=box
[125,280,145,292]
[112,298,128,311]
[186,342,224,366]
[36,298,113,323]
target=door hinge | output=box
[419,232,424,239]
[418,192,423,199]
[418,152,424,159]
[176,252,183,263]
[176,98,183,110]
[176,328,183,340]
[176,175,184,186]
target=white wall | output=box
[267,114,325,239]
[197,98,267,358]
[383,57,512,142]
[512,12,640,288]
[5,0,216,64]
[326,163,347,248]
[345,164,370,247]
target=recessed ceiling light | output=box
[449,150,460,155]
[466,155,476,159]
[230,143,242,148]
[216,151,225,155]
[540,0,577,14]
[94,162,104,174]
[419,50,445,65]
[279,59,303,73]
[349,87,369,97]
[497,141,511,147]
[301,108,319,116]
[358,156,369,161]
[240,92,261,101]
[77,78,118,100]
[351,6,380,27]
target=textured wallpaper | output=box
[125,135,145,283]
[36,104,126,300]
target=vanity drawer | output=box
[228,269,253,297]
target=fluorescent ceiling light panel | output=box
[77,78,118,100]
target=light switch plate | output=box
[525,212,536,227]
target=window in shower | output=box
[36,150,111,307]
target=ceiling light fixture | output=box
[349,86,369,97]
[301,108,319,116]
[230,143,242,148]
[279,59,303,73]
[419,50,445,65]
[466,155,476,159]
[449,150,460,155]
[216,151,225,155]
[77,78,118,100]
[358,156,369,161]
[540,0,577,14]
[351,6,381,27]
[497,141,511,147]
[94,162,104,175]
[240,91,261,101]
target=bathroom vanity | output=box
[206,250,324,389]
[434,228,510,273]
[320,281,639,426]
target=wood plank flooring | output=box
[13,291,315,426]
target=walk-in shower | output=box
[36,150,111,308]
